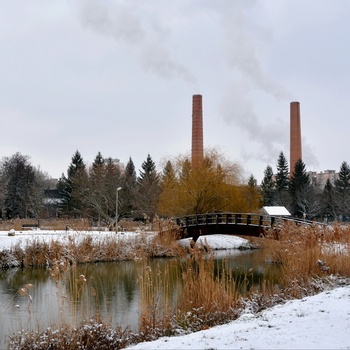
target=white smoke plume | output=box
[77,0,196,84]
[215,2,318,169]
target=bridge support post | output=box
[235,214,241,224]
[270,216,275,227]
[247,214,251,225]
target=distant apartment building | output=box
[105,157,125,173]
[308,170,339,189]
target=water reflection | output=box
[213,249,281,295]
[0,249,280,348]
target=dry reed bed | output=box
[262,222,350,298]
[7,222,350,349]
[0,231,183,269]
[0,219,183,268]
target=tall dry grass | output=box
[1,229,185,269]
[173,251,242,330]
[0,217,185,269]
[138,263,174,339]
[262,222,350,298]
[138,248,247,336]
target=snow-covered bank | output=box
[0,230,253,251]
[0,230,254,269]
[127,284,350,349]
[0,229,153,251]
[0,229,160,268]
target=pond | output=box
[0,249,280,348]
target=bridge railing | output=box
[175,212,275,228]
[174,212,321,229]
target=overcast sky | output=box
[1,0,350,182]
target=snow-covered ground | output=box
[0,228,146,250]
[127,285,350,349]
[1,230,349,349]
[0,229,252,251]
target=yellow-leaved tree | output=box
[158,148,261,217]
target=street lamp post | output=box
[116,187,122,233]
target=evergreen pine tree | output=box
[85,152,108,225]
[321,179,337,222]
[1,153,38,219]
[104,157,122,220]
[276,152,289,191]
[90,152,105,189]
[260,165,275,206]
[248,174,257,187]
[244,174,262,210]
[122,157,137,218]
[289,159,311,217]
[136,154,160,220]
[334,161,350,221]
[138,154,159,185]
[275,151,290,206]
[91,152,104,173]
[67,150,85,179]
[125,157,137,181]
[57,150,87,216]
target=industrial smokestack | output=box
[191,94,204,165]
[290,101,302,175]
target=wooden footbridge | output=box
[175,212,318,241]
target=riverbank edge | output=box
[0,230,258,269]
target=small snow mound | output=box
[239,313,256,321]
[8,229,15,236]
[178,235,253,250]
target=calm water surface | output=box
[0,249,280,348]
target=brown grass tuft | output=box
[262,222,350,298]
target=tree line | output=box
[0,153,48,219]
[260,151,350,221]
[0,149,261,225]
[2,149,349,224]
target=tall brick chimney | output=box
[290,101,302,175]
[191,94,204,165]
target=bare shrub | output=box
[8,321,135,350]
[0,250,20,268]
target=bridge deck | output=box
[175,212,318,241]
